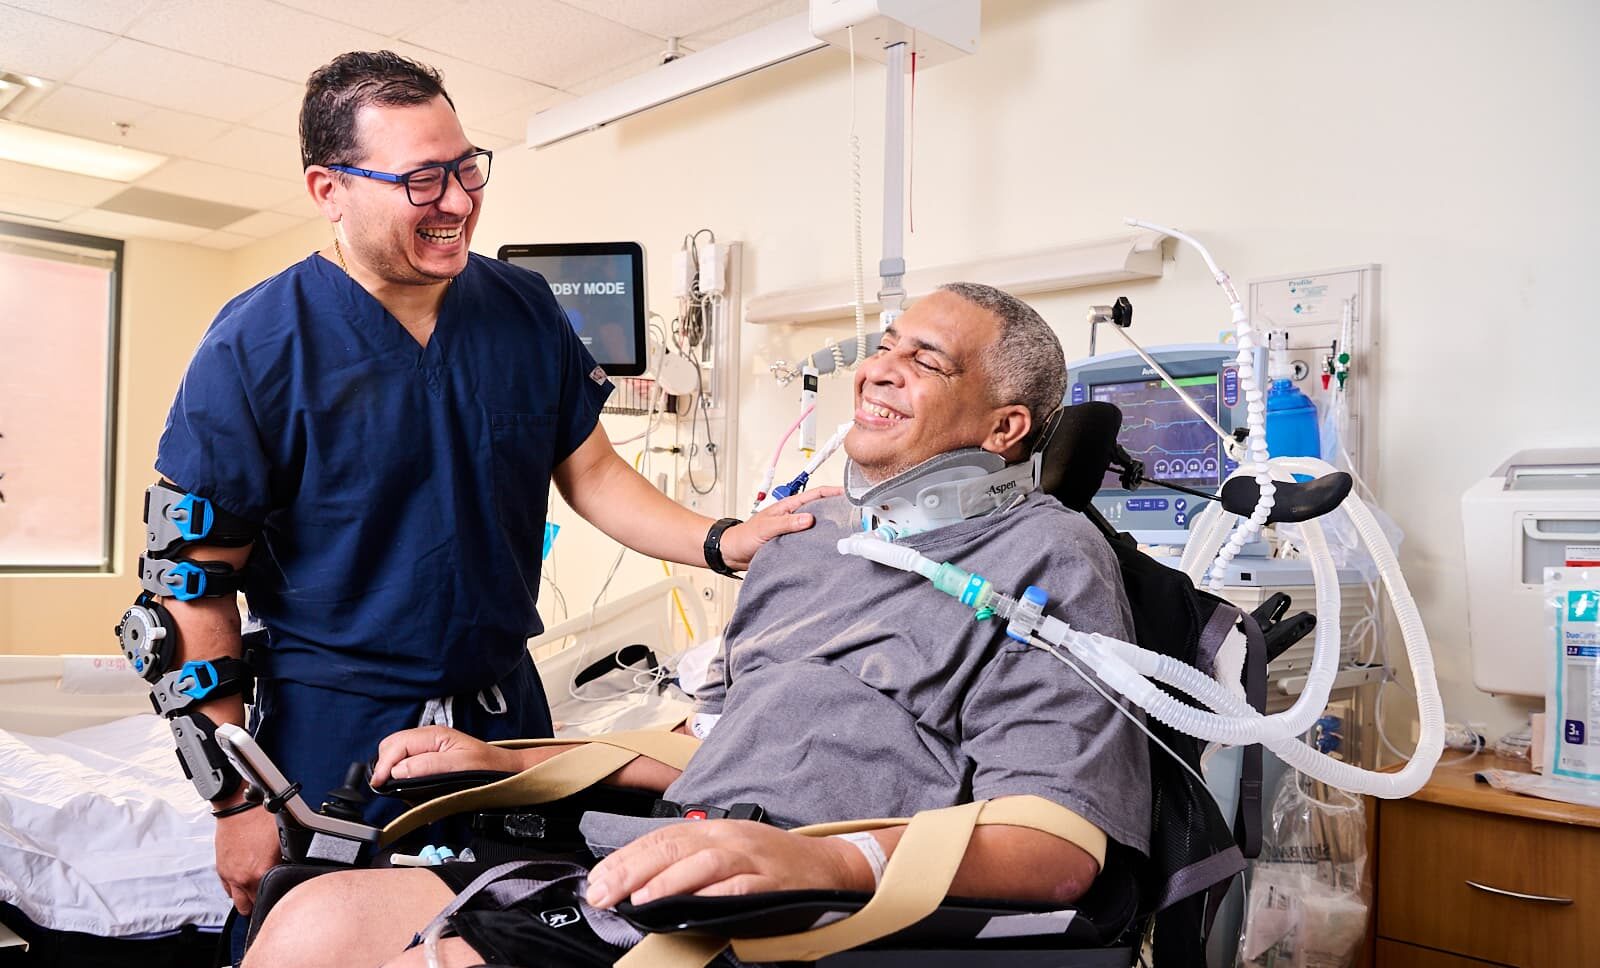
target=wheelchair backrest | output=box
[1039,405,1265,966]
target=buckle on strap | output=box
[144,482,256,557]
[140,555,242,601]
[650,799,767,824]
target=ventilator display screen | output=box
[497,242,648,376]
[1090,375,1221,489]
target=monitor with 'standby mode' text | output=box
[497,241,647,376]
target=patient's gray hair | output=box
[938,282,1066,450]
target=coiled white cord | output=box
[845,26,867,371]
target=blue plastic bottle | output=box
[1265,378,1320,480]
[1260,331,1319,480]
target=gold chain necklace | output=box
[332,235,452,287]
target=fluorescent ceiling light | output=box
[528,13,825,149]
[0,120,166,182]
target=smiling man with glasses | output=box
[143,52,830,957]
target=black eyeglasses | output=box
[328,149,493,206]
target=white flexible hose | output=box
[836,453,1444,797]
[836,533,938,579]
[1124,217,1274,594]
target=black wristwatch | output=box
[703,517,743,579]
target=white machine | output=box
[1463,449,1600,696]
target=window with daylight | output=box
[0,222,122,571]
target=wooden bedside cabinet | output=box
[1368,755,1600,967]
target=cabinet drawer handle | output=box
[1465,880,1574,905]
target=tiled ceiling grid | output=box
[0,0,803,248]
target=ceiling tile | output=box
[567,50,678,96]
[0,192,82,222]
[463,128,517,152]
[61,208,209,243]
[560,0,787,41]
[125,0,392,83]
[386,42,563,128]
[70,38,300,123]
[0,158,124,206]
[220,209,309,239]
[0,4,118,81]
[399,2,660,88]
[0,0,160,34]
[191,126,303,179]
[269,0,472,38]
[100,186,256,229]
[687,0,806,45]
[244,94,304,139]
[191,230,256,250]
[475,92,571,140]
[16,84,232,156]
[135,158,305,210]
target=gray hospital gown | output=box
[647,492,1151,855]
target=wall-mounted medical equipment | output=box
[1247,265,1379,480]
[1065,345,1248,545]
[498,241,649,377]
[1463,448,1600,696]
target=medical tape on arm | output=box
[618,795,1106,968]
[378,730,700,847]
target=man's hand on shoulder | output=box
[719,487,842,571]
[585,819,867,909]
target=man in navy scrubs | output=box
[146,51,829,927]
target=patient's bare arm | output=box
[370,726,685,793]
[583,818,1100,910]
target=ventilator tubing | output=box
[1125,217,1275,593]
[837,462,1445,798]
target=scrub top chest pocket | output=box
[490,411,559,540]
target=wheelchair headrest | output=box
[1038,402,1124,512]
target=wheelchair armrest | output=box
[617,856,1138,949]
[371,770,516,803]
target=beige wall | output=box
[6,0,1597,743]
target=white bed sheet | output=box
[0,713,229,936]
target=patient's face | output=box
[847,290,1007,483]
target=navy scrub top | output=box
[157,252,612,700]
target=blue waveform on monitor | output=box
[1091,379,1221,489]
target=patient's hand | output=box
[370,726,524,786]
[584,820,866,909]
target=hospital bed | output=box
[0,578,704,964]
[0,653,224,965]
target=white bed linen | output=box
[0,713,229,936]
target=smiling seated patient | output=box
[244,282,1151,968]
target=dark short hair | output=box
[300,50,455,170]
[937,282,1066,452]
